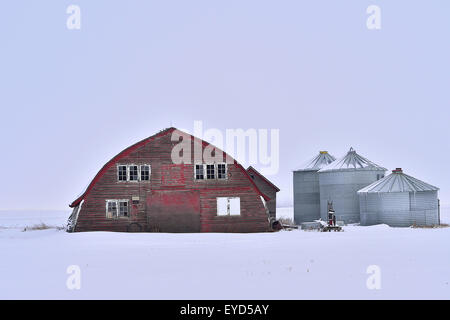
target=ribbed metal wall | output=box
[293,151,335,224]
[293,171,321,224]
[319,170,384,224]
[359,191,438,227]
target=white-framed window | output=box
[195,164,205,180]
[117,164,151,182]
[106,200,129,218]
[140,164,150,181]
[217,163,227,179]
[195,163,227,181]
[118,200,129,217]
[106,200,118,218]
[206,164,215,180]
[129,165,139,181]
[216,197,241,216]
[118,165,127,181]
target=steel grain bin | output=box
[293,151,336,224]
[318,148,386,224]
[358,168,439,227]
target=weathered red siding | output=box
[71,128,271,233]
[247,167,279,220]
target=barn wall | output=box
[74,132,270,233]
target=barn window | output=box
[195,164,204,180]
[216,197,241,216]
[140,165,150,181]
[119,200,129,217]
[217,163,227,179]
[106,200,118,218]
[106,200,129,218]
[118,165,127,181]
[206,164,215,179]
[129,165,139,181]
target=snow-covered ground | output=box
[0,207,449,299]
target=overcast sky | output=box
[1,1,449,210]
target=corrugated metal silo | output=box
[293,151,336,224]
[358,168,440,227]
[318,148,386,224]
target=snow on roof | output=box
[294,151,336,171]
[318,147,386,172]
[358,168,439,193]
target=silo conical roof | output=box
[357,168,439,193]
[294,151,336,171]
[319,147,386,172]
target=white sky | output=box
[0,1,449,209]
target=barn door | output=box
[146,190,201,232]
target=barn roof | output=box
[319,147,386,172]
[294,151,336,171]
[247,166,280,192]
[357,168,439,193]
[69,127,270,208]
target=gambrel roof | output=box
[70,128,270,207]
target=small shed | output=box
[358,168,440,227]
[247,166,280,220]
[293,151,336,224]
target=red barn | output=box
[68,128,279,233]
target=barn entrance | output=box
[146,190,201,232]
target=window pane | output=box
[129,165,139,181]
[141,165,150,181]
[217,197,228,216]
[195,164,204,180]
[217,164,226,179]
[119,201,128,217]
[106,201,118,218]
[118,166,127,181]
[206,164,215,179]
